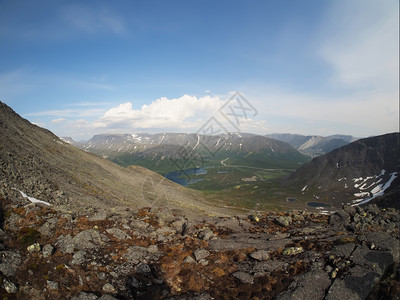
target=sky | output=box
[0,0,398,140]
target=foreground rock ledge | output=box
[0,197,399,300]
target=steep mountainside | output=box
[287,133,400,208]
[0,101,229,215]
[267,133,356,157]
[76,133,309,173]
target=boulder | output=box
[249,250,270,261]
[233,271,254,284]
[0,251,21,276]
[275,216,292,227]
[193,249,210,261]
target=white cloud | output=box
[51,118,66,124]
[319,0,399,92]
[26,108,107,118]
[246,87,398,137]
[95,95,225,130]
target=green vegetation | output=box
[18,227,41,246]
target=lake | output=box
[165,167,207,186]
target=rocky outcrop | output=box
[287,132,400,208]
[1,195,398,299]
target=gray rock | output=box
[249,250,270,261]
[47,280,58,290]
[277,270,331,300]
[364,232,400,263]
[136,263,151,274]
[71,251,86,265]
[154,208,175,224]
[329,243,356,258]
[350,245,393,276]
[171,218,186,233]
[42,244,54,258]
[98,296,119,300]
[198,228,215,241]
[238,219,253,231]
[275,216,292,227]
[216,218,244,232]
[269,232,291,240]
[3,278,18,293]
[38,218,58,237]
[210,233,290,251]
[329,210,350,229]
[199,259,209,266]
[251,260,288,276]
[343,205,357,216]
[291,213,305,222]
[130,219,153,234]
[0,251,21,276]
[147,245,159,254]
[193,249,210,261]
[72,229,109,250]
[233,271,254,284]
[124,246,148,264]
[102,283,116,293]
[325,265,381,300]
[0,228,7,240]
[365,204,380,216]
[88,209,110,221]
[183,256,196,264]
[156,226,174,237]
[55,234,75,254]
[70,292,99,300]
[191,293,212,300]
[106,228,131,240]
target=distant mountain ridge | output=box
[266,133,357,157]
[286,132,400,208]
[72,132,310,173]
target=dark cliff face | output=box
[289,133,399,184]
[286,133,399,207]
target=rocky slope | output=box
[0,196,399,299]
[287,133,400,208]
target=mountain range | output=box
[69,132,311,173]
[286,132,400,209]
[267,133,357,157]
[1,100,398,212]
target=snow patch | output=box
[270,146,275,153]
[351,172,398,206]
[17,190,51,206]
[354,192,369,197]
[193,134,200,150]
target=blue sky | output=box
[0,0,398,140]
